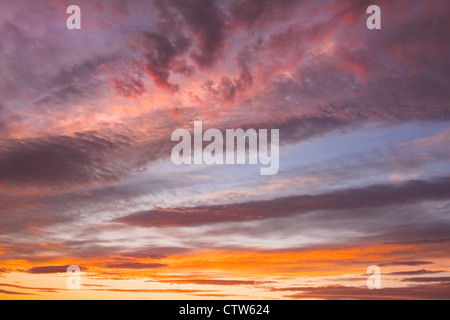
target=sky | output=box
[0,0,449,300]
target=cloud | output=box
[387,269,446,276]
[193,293,240,297]
[25,265,87,274]
[33,55,114,109]
[105,262,167,269]
[0,283,60,293]
[160,0,227,69]
[115,177,450,227]
[0,289,34,295]
[0,130,165,190]
[274,283,450,300]
[379,261,434,267]
[401,277,450,283]
[112,77,146,98]
[0,0,449,300]
[276,116,351,145]
[0,21,118,114]
[0,103,9,135]
[139,31,190,91]
[224,0,450,128]
[230,0,300,28]
[156,279,274,286]
[115,247,190,260]
[91,288,217,294]
[384,238,450,246]
[136,0,229,90]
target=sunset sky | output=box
[0,0,449,300]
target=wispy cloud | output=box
[115,177,450,227]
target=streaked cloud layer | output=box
[0,0,449,299]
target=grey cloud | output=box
[115,177,450,227]
[162,0,227,68]
[139,30,190,91]
[230,0,301,28]
[34,56,116,109]
[0,130,169,189]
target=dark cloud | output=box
[0,193,78,236]
[274,283,450,300]
[115,177,450,227]
[0,289,34,295]
[387,269,445,276]
[0,21,116,113]
[336,2,450,122]
[116,247,189,260]
[0,103,9,135]
[401,277,450,283]
[234,0,450,127]
[234,44,257,90]
[276,116,351,144]
[0,130,164,189]
[25,265,87,274]
[230,0,300,27]
[112,77,146,99]
[379,261,434,267]
[139,31,190,91]
[0,283,60,293]
[202,42,259,105]
[385,238,450,246]
[34,56,115,109]
[155,0,226,69]
[162,114,351,153]
[0,237,187,264]
[191,202,450,253]
[105,262,167,269]
[0,22,45,100]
